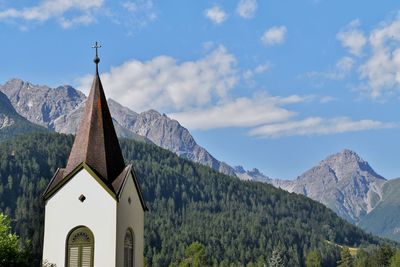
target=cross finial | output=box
[92,41,102,73]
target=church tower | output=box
[42,43,147,267]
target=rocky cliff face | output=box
[0,79,85,129]
[0,90,46,139]
[273,150,386,223]
[0,79,235,176]
[234,166,272,182]
[0,91,16,129]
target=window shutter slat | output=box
[68,247,79,267]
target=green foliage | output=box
[351,245,400,267]
[389,250,400,267]
[269,245,285,267]
[0,213,28,267]
[376,244,394,267]
[305,250,321,267]
[337,247,353,267]
[175,241,206,267]
[0,133,390,266]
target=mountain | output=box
[0,132,387,266]
[359,178,400,242]
[0,90,46,140]
[2,79,398,240]
[234,166,272,182]
[0,79,86,129]
[0,79,236,176]
[272,150,387,224]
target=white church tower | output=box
[42,43,147,267]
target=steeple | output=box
[64,43,125,183]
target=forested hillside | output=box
[0,133,388,266]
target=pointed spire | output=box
[64,44,125,183]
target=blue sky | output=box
[1,0,400,179]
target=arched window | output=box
[66,226,94,267]
[124,228,134,267]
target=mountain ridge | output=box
[0,78,236,176]
[1,78,399,243]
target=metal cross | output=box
[92,41,102,72]
[92,42,101,57]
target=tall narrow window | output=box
[66,226,94,267]
[124,229,134,267]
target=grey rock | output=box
[0,79,85,129]
[234,166,272,182]
[274,149,386,223]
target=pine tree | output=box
[269,247,285,267]
[337,247,353,267]
[178,241,206,267]
[305,250,321,267]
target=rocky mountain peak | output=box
[234,166,246,173]
[234,165,271,182]
[0,79,86,128]
[278,149,387,223]
[317,149,384,182]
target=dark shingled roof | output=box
[64,72,125,181]
[43,69,147,211]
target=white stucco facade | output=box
[116,173,145,267]
[42,168,117,267]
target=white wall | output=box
[116,173,145,267]
[42,168,117,267]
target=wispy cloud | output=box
[0,0,103,28]
[78,45,238,112]
[306,56,354,82]
[243,63,269,83]
[204,5,227,24]
[250,117,396,138]
[358,15,400,98]
[76,43,387,138]
[311,15,400,99]
[170,94,300,130]
[236,0,257,19]
[261,26,287,46]
[337,19,367,56]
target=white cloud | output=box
[204,5,227,24]
[337,19,367,56]
[0,0,103,27]
[261,26,287,46]
[250,117,395,138]
[236,0,257,19]
[169,95,300,130]
[358,16,400,98]
[307,56,354,81]
[243,63,269,81]
[114,0,157,30]
[78,46,238,112]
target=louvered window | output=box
[124,229,134,267]
[66,226,94,267]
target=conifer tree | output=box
[269,247,285,267]
[306,250,321,267]
[337,247,353,267]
